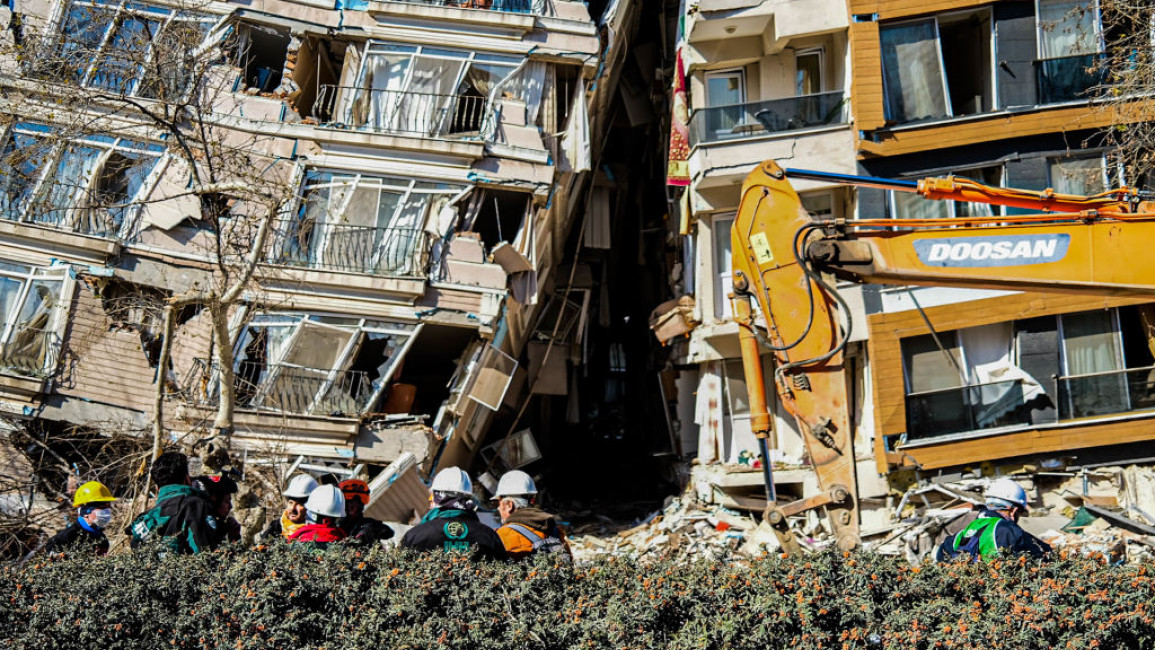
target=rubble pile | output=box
[567,493,763,563]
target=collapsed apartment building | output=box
[657,0,1155,551]
[0,0,648,546]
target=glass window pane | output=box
[39,143,104,226]
[0,133,50,220]
[1050,157,1106,195]
[713,216,734,320]
[881,20,948,123]
[892,188,952,220]
[796,52,823,96]
[1062,310,1126,417]
[1038,0,1101,58]
[903,331,964,393]
[57,5,114,84]
[91,16,160,92]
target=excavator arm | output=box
[731,159,1155,554]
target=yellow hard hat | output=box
[73,481,117,507]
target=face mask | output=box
[90,508,113,529]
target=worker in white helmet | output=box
[286,485,347,548]
[493,470,571,560]
[400,467,506,561]
[257,474,319,543]
[936,477,1050,561]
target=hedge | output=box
[2,545,1153,649]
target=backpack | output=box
[505,522,569,558]
[127,504,174,550]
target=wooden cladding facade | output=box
[866,292,1155,473]
[848,20,885,132]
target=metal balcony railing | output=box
[269,219,429,278]
[905,378,1035,441]
[185,359,375,416]
[312,86,494,139]
[1056,365,1155,420]
[1035,52,1106,104]
[688,91,848,146]
[386,0,543,13]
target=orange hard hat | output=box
[338,479,370,505]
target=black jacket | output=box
[340,515,395,547]
[44,521,109,557]
[400,509,507,561]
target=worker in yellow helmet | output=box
[44,481,117,557]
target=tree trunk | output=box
[210,300,235,435]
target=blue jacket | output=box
[935,508,1051,561]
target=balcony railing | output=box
[386,0,543,13]
[1056,365,1155,420]
[1035,52,1106,104]
[184,359,375,417]
[688,91,848,146]
[905,379,1036,441]
[269,219,429,278]
[312,86,494,140]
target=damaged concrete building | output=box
[660,0,1155,551]
[0,0,640,537]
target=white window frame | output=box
[794,47,826,96]
[1057,308,1128,414]
[1034,0,1105,59]
[0,261,74,379]
[887,164,1006,220]
[710,212,735,321]
[1047,154,1109,194]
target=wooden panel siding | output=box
[57,286,157,415]
[858,104,1148,159]
[850,0,995,21]
[868,292,1155,473]
[849,21,885,132]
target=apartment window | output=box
[889,165,1004,220]
[231,313,420,416]
[711,213,735,320]
[902,307,1155,442]
[341,42,520,137]
[0,262,71,378]
[880,10,993,124]
[1048,155,1107,194]
[1035,0,1105,103]
[704,70,747,138]
[0,123,163,237]
[47,0,221,97]
[274,170,464,277]
[795,49,824,96]
[801,192,834,219]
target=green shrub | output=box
[2,546,1153,649]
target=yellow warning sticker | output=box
[750,232,774,266]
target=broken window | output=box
[337,42,520,137]
[273,170,464,276]
[232,24,290,93]
[43,0,221,98]
[230,313,421,416]
[0,123,164,237]
[0,262,71,378]
[458,187,532,253]
[880,9,993,124]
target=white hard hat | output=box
[494,470,537,498]
[283,474,319,499]
[430,467,473,495]
[984,478,1029,511]
[304,484,346,519]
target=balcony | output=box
[269,219,430,279]
[688,91,848,146]
[384,0,540,13]
[1035,52,1107,105]
[312,86,495,140]
[1056,365,1155,420]
[185,359,377,417]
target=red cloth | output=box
[287,523,347,544]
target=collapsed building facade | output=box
[0,0,641,542]
[659,0,1155,549]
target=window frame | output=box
[0,261,74,379]
[1034,0,1105,59]
[709,212,735,321]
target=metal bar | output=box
[1084,504,1155,537]
[784,168,921,191]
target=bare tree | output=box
[1095,0,1155,180]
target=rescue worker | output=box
[400,467,506,561]
[493,470,571,560]
[258,473,318,542]
[193,474,241,544]
[286,484,347,548]
[338,479,394,547]
[43,480,117,557]
[127,451,220,554]
[936,477,1051,561]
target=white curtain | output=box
[694,361,725,464]
[363,55,409,130]
[959,323,1044,427]
[1063,311,1126,416]
[892,188,951,220]
[880,20,948,123]
[1038,0,1100,58]
[520,61,547,125]
[1050,157,1106,195]
[560,78,591,172]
